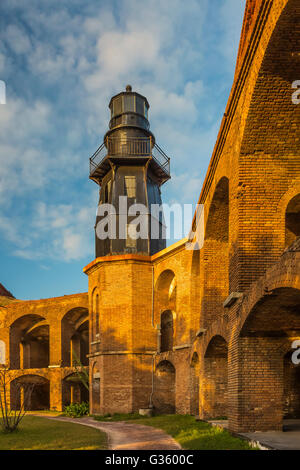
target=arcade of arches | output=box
[0,294,89,411]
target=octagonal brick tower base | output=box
[84,254,157,415]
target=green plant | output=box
[0,366,35,433]
[71,351,89,391]
[64,402,89,418]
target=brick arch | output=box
[240,287,300,337]
[61,307,89,367]
[62,371,89,407]
[238,0,296,150]
[10,373,50,411]
[200,334,228,420]
[154,269,176,317]
[190,352,200,416]
[160,310,174,353]
[276,179,300,250]
[153,360,175,414]
[205,176,229,242]
[195,0,290,212]
[204,335,228,357]
[235,0,300,289]
[9,314,49,370]
[283,347,300,419]
[201,176,230,328]
[9,369,50,381]
[234,279,300,431]
[237,252,300,337]
[154,269,176,294]
[200,320,229,359]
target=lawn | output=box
[94,414,256,450]
[0,416,107,450]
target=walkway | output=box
[209,419,300,450]
[33,415,181,450]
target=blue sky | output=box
[0,0,246,300]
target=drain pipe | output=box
[149,264,159,409]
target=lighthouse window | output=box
[126,224,137,248]
[102,180,111,204]
[113,96,122,116]
[124,94,134,112]
[136,97,144,116]
[124,176,136,199]
[103,185,108,203]
[144,102,148,119]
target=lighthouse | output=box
[89,85,171,257]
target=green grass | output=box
[94,414,257,450]
[0,416,107,450]
[25,410,63,417]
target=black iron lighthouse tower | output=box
[89,86,171,257]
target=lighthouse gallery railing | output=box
[89,136,170,178]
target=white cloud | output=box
[0,98,51,202]
[0,52,7,73]
[0,0,245,262]
[8,202,95,262]
[4,25,31,55]
[218,0,247,68]
[0,214,31,247]
[143,81,204,124]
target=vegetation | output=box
[0,415,107,450]
[70,351,89,391]
[0,366,35,432]
[64,402,89,418]
[94,413,257,450]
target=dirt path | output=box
[32,415,181,450]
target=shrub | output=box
[0,366,36,433]
[64,402,89,418]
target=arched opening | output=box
[153,360,175,414]
[160,310,173,352]
[155,270,177,344]
[9,315,49,370]
[155,270,176,312]
[284,350,300,419]
[61,308,89,367]
[236,0,300,288]
[238,287,300,431]
[70,320,89,366]
[62,373,89,407]
[201,335,228,419]
[285,194,300,248]
[190,352,200,416]
[10,375,50,411]
[91,361,101,414]
[203,177,229,326]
